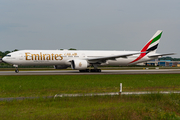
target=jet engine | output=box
[71,60,88,70]
[54,65,68,69]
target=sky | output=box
[0,0,180,57]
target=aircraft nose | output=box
[1,57,6,63]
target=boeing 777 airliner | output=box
[1,30,174,73]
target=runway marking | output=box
[1,91,180,101]
[54,91,180,98]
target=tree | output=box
[0,51,2,58]
[3,51,11,57]
[12,49,18,52]
[68,48,76,50]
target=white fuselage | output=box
[2,50,155,67]
[2,30,172,72]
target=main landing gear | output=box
[79,64,101,72]
[90,69,101,72]
[13,65,19,73]
[79,69,101,72]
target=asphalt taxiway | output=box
[0,69,180,75]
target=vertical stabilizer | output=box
[141,30,162,53]
[130,30,162,64]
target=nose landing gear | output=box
[13,65,19,73]
[15,69,19,73]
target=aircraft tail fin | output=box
[141,30,163,53]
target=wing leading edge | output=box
[86,52,146,63]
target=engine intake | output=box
[71,60,88,70]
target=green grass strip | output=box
[0,74,180,98]
[0,94,180,119]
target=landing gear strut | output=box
[91,64,101,72]
[13,65,19,73]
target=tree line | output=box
[159,57,180,61]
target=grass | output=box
[0,74,180,119]
[0,74,180,98]
[0,94,180,119]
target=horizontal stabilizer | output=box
[148,53,175,58]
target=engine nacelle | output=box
[71,60,88,70]
[54,65,68,69]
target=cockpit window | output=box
[6,55,11,57]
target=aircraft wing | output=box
[87,52,145,63]
[148,53,175,58]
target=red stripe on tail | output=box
[130,39,153,63]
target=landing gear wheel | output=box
[90,69,101,72]
[79,69,90,72]
[86,69,90,72]
[15,69,19,73]
[79,69,101,72]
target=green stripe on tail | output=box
[151,32,162,44]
